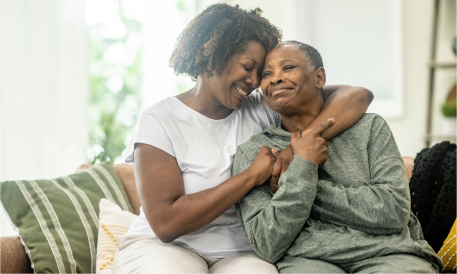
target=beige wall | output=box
[223,0,300,40]
[385,0,433,157]
[388,0,455,157]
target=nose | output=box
[246,71,260,89]
[270,73,284,85]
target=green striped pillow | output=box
[1,162,132,274]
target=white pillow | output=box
[96,198,137,273]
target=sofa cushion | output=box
[96,198,136,273]
[1,162,132,273]
[438,218,456,272]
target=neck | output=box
[280,97,323,133]
[176,74,233,119]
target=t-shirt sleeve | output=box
[122,109,175,163]
[247,91,281,129]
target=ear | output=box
[315,67,326,89]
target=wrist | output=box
[240,168,258,189]
[294,152,316,165]
[285,145,294,155]
[301,129,313,136]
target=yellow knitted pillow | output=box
[438,219,456,272]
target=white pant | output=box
[113,234,278,273]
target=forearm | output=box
[312,160,410,234]
[145,171,256,243]
[307,85,373,140]
[237,156,318,263]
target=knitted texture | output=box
[234,114,442,271]
[409,141,456,252]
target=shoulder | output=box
[344,113,389,133]
[138,97,188,129]
[141,97,177,117]
[333,113,393,147]
[242,91,271,113]
[134,97,185,142]
[360,113,387,125]
[123,98,179,163]
[350,113,383,126]
[244,90,265,105]
[241,90,267,113]
[241,91,280,128]
[359,113,391,134]
[359,114,401,157]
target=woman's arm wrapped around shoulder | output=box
[269,85,373,190]
[307,85,373,140]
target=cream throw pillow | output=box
[96,198,137,273]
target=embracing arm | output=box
[135,144,275,243]
[311,116,410,234]
[308,85,373,140]
[270,86,373,191]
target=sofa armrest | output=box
[1,236,33,273]
[114,164,141,215]
[78,163,140,215]
[402,156,415,183]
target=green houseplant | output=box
[441,100,456,117]
[440,100,456,136]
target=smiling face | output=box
[260,44,325,116]
[206,41,266,110]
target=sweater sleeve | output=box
[234,146,318,264]
[311,116,411,234]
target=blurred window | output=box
[299,0,403,118]
[85,0,196,164]
[140,0,196,107]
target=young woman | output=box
[113,4,373,273]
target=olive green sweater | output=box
[233,114,442,270]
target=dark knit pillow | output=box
[409,141,456,252]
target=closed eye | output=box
[262,71,272,78]
[284,65,295,71]
[243,65,254,72]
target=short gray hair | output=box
[276,40,324,71]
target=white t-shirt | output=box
[122,91,280,258]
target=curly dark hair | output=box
[169,3,282,80]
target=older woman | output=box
[114,4,373,273]
[234,41,442,273]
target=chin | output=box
[266,99,290,114]
[272,106,288,115]
[227,100,243,110]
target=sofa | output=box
[0,154,455,273]
[1,164,140,273]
